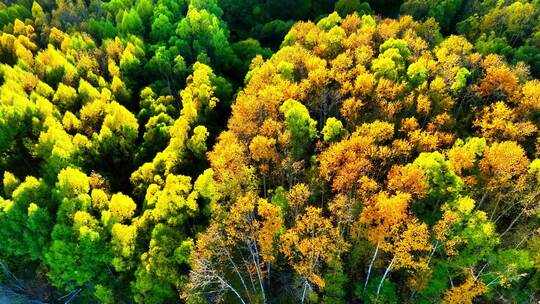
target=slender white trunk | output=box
[515,233,531,249]
[475,263,489,280]
[411,241,439,300]
[376,257,395,297]
[248,241,266,304]
[219,234,251,299]
[301,280,309,304]
[364,242,379,290]
[494,200,520,224]
[475,193,487,211]
[253,241,266,303]
[500,208,525,237]
[225,250,251,299]
[486,275,500,288]
[238,248,257,292]
[218,275,248,304]
[490,197,500,221]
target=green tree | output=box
[279,99,318,159]
[335,0,371,18]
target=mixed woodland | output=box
[1,0,540,303]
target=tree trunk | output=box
[364,241,379,290]
[376,257,394,297]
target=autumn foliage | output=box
[1,0,540,303]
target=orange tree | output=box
[190,12,540,303]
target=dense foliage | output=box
[400,0,540,77]
[0,0,539,303]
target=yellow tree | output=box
[358,183,432,297]
[441,276,488,304]
[319,121,394,192]
[280,206,345,303]
[189,192,283,303]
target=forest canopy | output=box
[0,0,540,304]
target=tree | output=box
[441,276,487,304]
[411,152,463,222]
[45,167,114,297]
[187,125,209,158]
[473,102,537,143]
[281,206,344,302]
[119,8,144,35]
[319,121,394,192]
[450,67,470,94]
[2,3,540,303]
[335,0,371,18]
[132,174,199,303]
[479,141,530,191]
[189,192,283,303]
[130,62,227,198]
[407,60,429,86]
[0,176,51,260]
[279,99,318,159]
[175,5,239,73]
[322,117,345,143]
